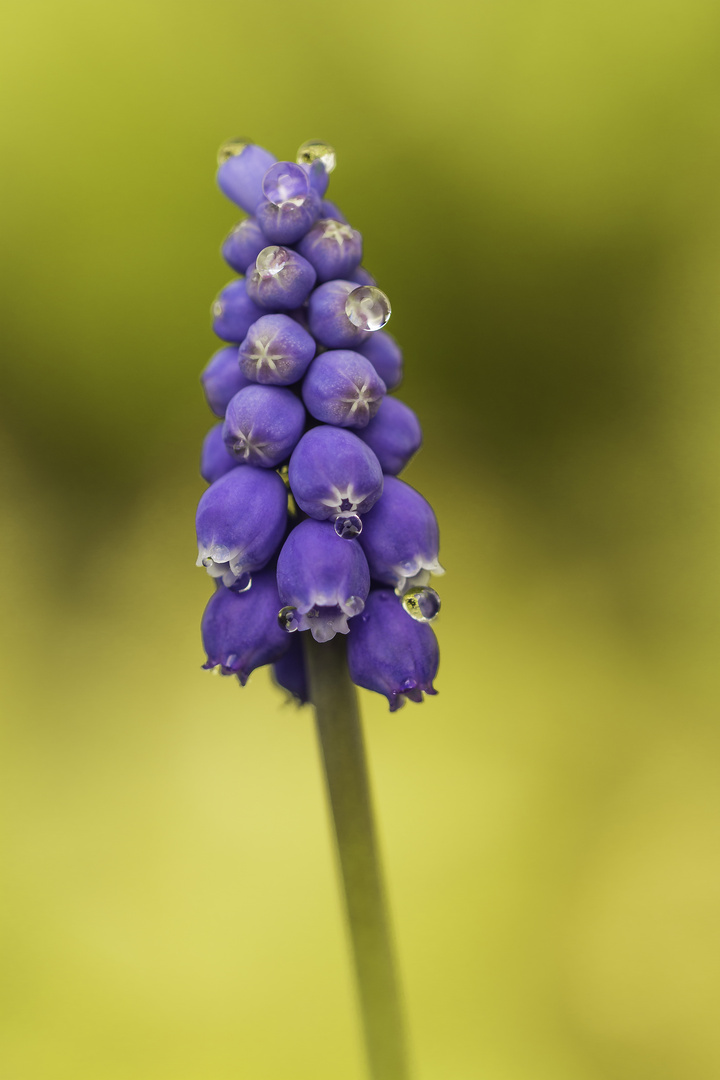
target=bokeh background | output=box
[2,1,720,1077]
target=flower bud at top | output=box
[239,314,316,385]
[200,346,252,417]
[302,350,386,429]
[216,141,277,214]
[221,218,267,274]
[212,279,265,343]
[296,219,363,283]
[246,247,317,311]
[222,385,306,468]
[201,568,290,685]
[254,162,321,245]
[347,588,439,711]
[277,519,370,642]
[288,426,384,521]
[359,476,443,593]
[357,330,403,390]
[196,466,288,586]
[355,396,422,475]
[201,422,238,484]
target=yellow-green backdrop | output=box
[1,1,719,1077]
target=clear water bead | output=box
[201,556,214,567]
[334,514,363,539]
[229,571,252,593]
[217,136,253,165]
[296,140,336,174]
[262,162,309,205]
[278,605,300,632]
[256,246,288,277]
[345,286,391,331]
[402,587,441,622]
[344,595,365,617]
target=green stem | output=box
[303,633,411,1080]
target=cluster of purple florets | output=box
[196,138,443,710]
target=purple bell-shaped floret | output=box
[347,589,439,711]
[239,314,316,386]
[288,426,384,522]
[212,279,265,343]
[302,350,386,429]
[358,330,403,391]
[221,218,268,274]
[271,635,309,705]
[222,385,306,468]
[201,569,290,685]
[200,346,251,417]
[216,141,277,214]
[254,162,321,245]
[356,396,422,475]
[296,219,363,283]
[276,520,370,642]
[359,476,443,593]
[245,246,317,312]
[200,422,238,484]
[196,466,288,587]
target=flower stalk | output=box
[303,633,411,1080]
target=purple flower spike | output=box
[358,330,403,391]
[302,350,386,429]
[216,142,277,214]
[239,314,316,385]
[200,346,251,417]
[201,569,290,685]
[272,635,309,704]
[221,218,267,274]
[201,422,238,483]
[277,520,370,642]
[246,246,317,311]
[196,466,288,586]
[356,396,422,475]
[297,219,363,283]
[288,426,384,521]
[212,278,265,343]
[359,476,443,593]
[347,589,439,711]
[222,385,306,468]
[307,280,368,349]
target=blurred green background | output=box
[2,1,720,1077]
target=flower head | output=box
[197,138,442,703]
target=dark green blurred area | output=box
[2,2,720,1078]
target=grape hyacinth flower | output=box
[195,138,444,1080]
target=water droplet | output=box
[278,606,299,632]
[296,140,337,174]
[211,300,223,317]
[401,677,418,692]
[202,556,214,568]
[262,162,309,205]
[217,136,253,165]
[334,514,363,539]
[256,246,288,277]
[402,587,441,622]
[225,653,238,668]
[344,595,365,617]
[229,571,252,593]
[345,286,391,331]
